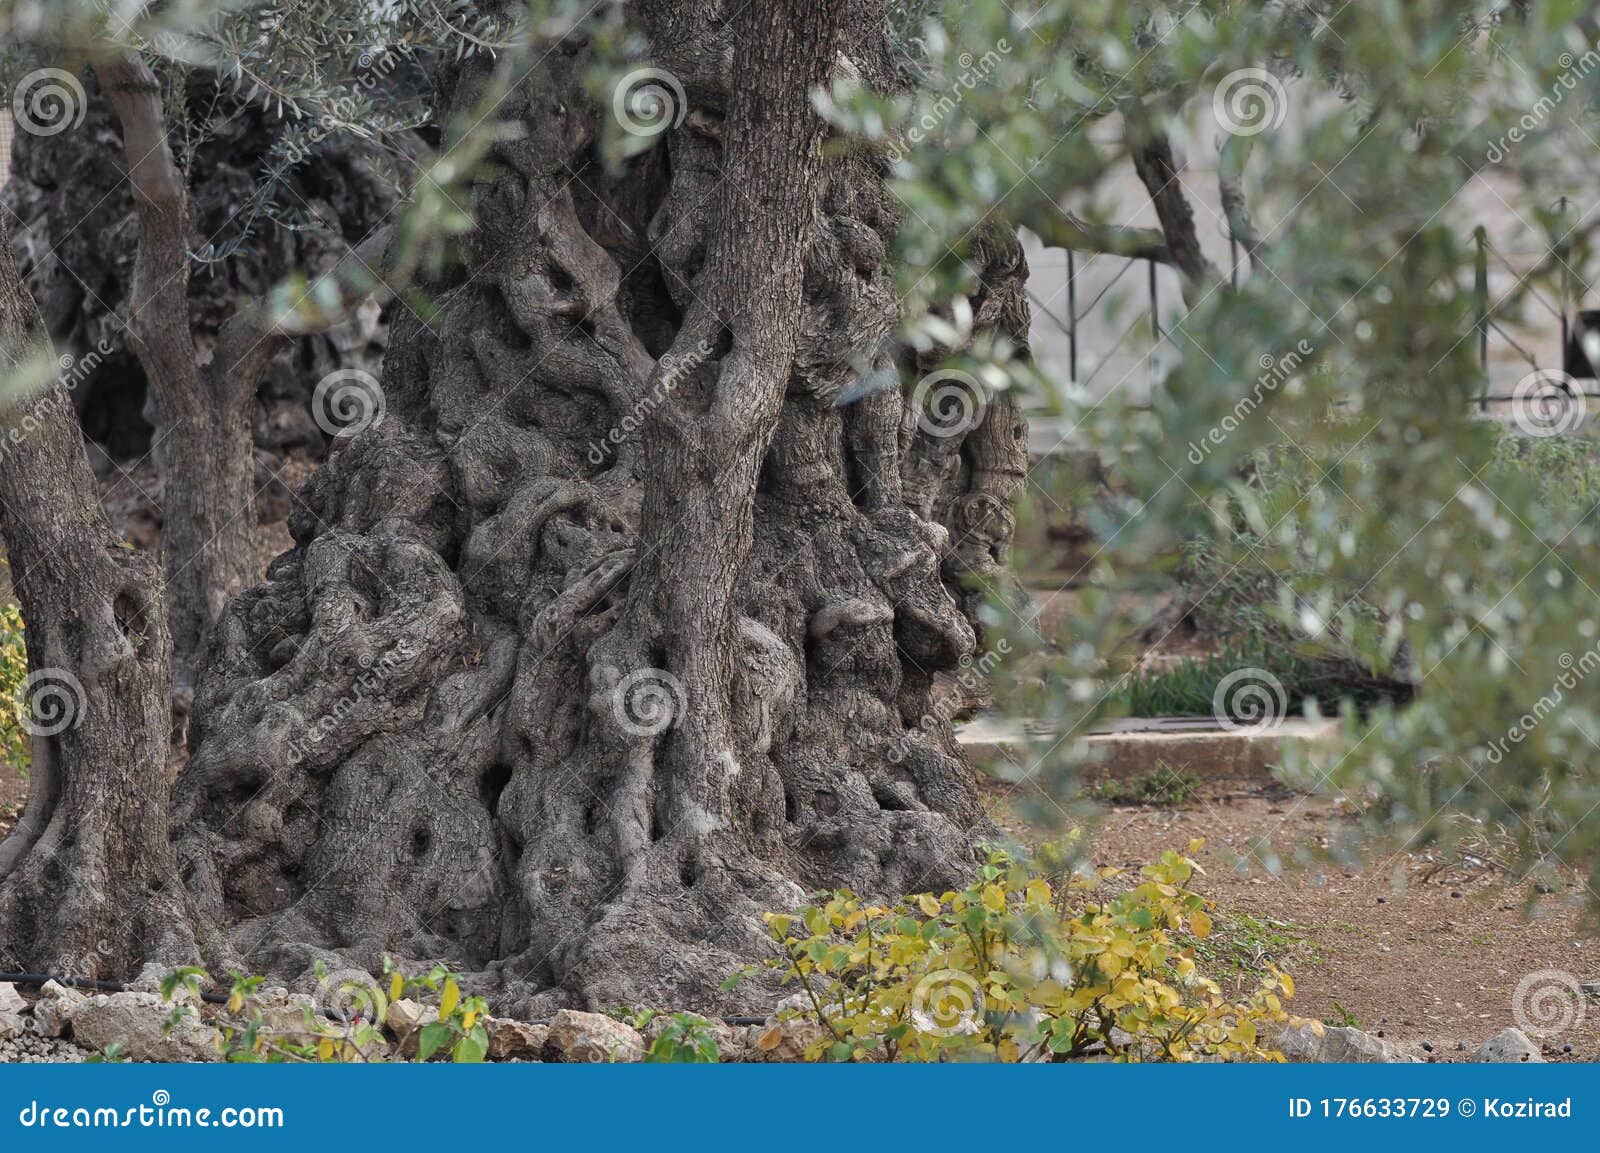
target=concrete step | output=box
[956,715,1340,784]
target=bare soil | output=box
[982,774,1600,1062]
[0,760,23,836]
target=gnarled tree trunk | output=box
[0,196,200,978]
[174,0,1029,1014]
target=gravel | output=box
[0,1032,91,1063]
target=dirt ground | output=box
[982,774,1600,1062]
[0,760,23,834]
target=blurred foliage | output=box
[1126,430,1600,721]
[1488,422,1600,515]
[643,1012,722,1063]
[814,0,1600,904]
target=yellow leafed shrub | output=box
[1,602,28,773]
[755,843,1311,1062]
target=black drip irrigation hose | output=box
[0,973,772,1028]
[1,972,235,1008]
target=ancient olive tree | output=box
[0,173,202,978]
[164,0,1029,1011]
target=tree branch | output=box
[211,224,397,403]
[95,52,201,409]
[1033,208,1175,266]
[1129,124,1219,304]
[1218,135,1269,276]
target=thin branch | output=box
[1128,122,1220,304]
[1218,134,1269,276]
[96,52,202,409]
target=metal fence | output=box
[1026,207,1600,416]
[1469,198,1600,409]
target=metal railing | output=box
[1031,206,1600,412]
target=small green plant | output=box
[644,1013,721,1063]
[604,1005,654,1030]
[1085,763,1200,806]
[1324,1002,1360,1029]
[748,844,1308,1062]
[387,962,491,1063]
[1190,912,1318,987]
[159,960,490,1062]
[1,602,29,773]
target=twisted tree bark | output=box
[0,195,200,978]
[7,61,407,714]
[173,0,1029,1013]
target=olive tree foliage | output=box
[832,0,1600,896]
